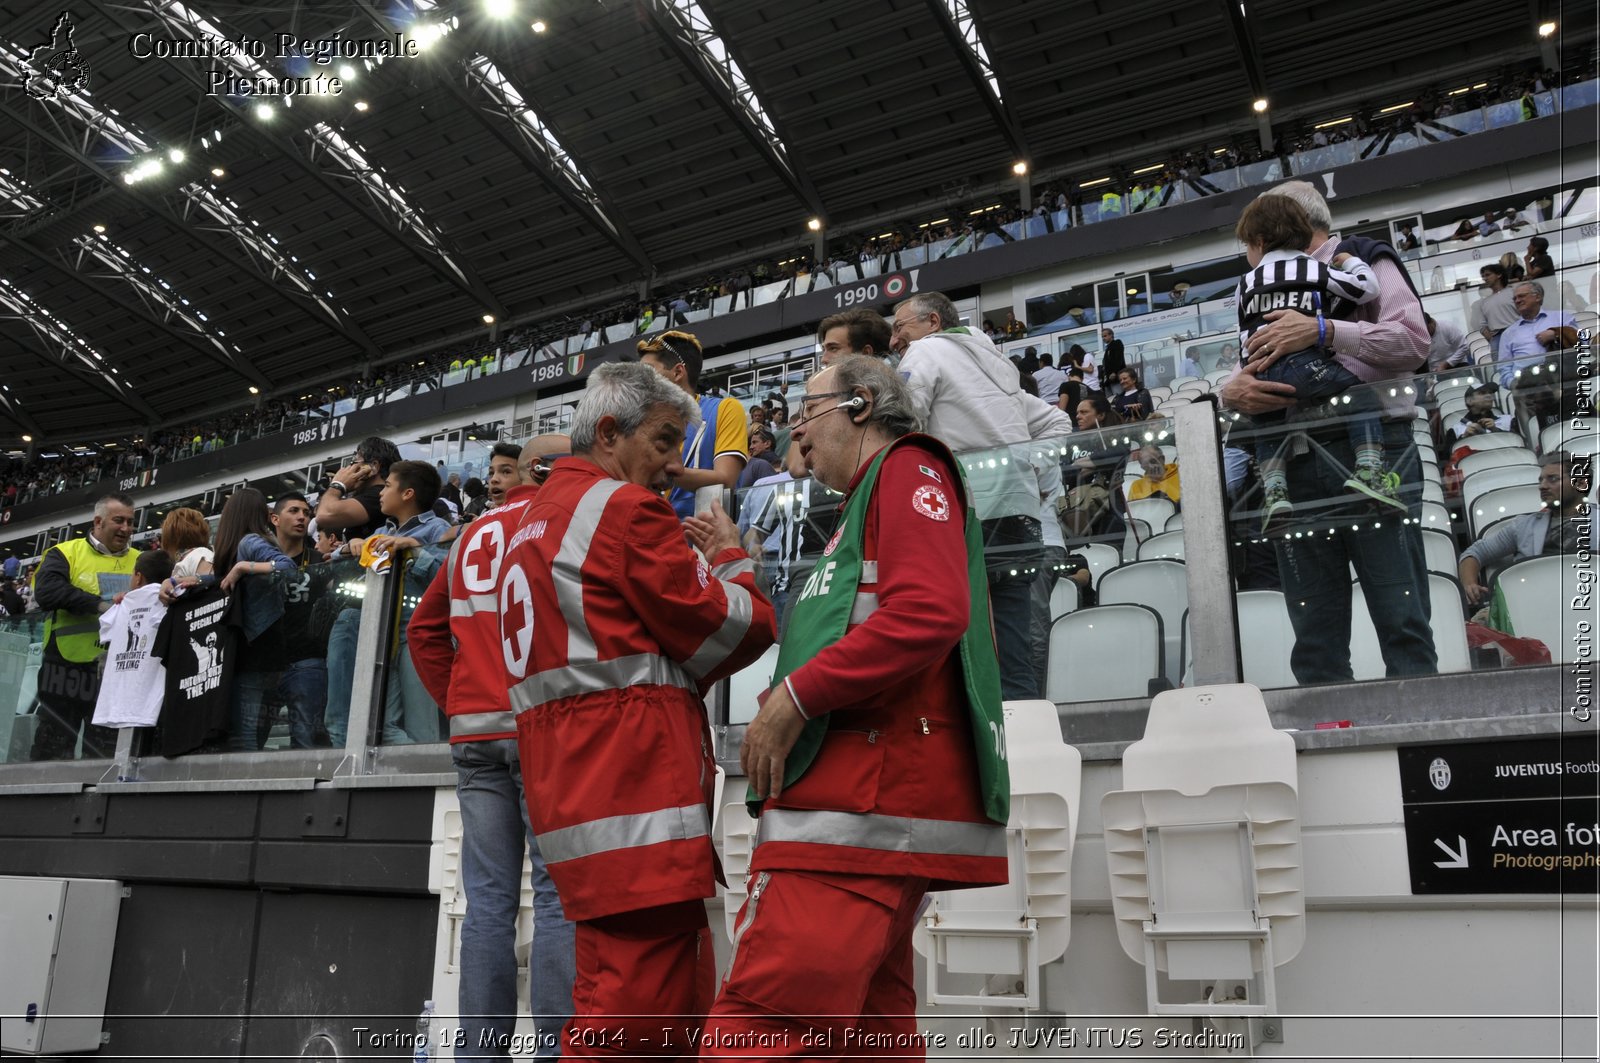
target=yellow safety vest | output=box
[40,538,139,663]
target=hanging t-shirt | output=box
[91,584,169,729]
[151,586,244,756]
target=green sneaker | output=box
[1345,465,1406,512]
[1260,483,1293,535]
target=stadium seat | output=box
[1098,559,1189,683]
[1045,605,1163,702]
[1462,463,1539,514]
[725,643,781,726]
[1137,529,1186,561]
[1540,421,1597,456]
[1348,574,1466,678]
[1455,431,1532,452]
[1050,578,1080,620]
[1457,447,1538,479]
[1077,542,1122,589]
[1420,528,1458,576]
[1125,496,1175,533]
[1468,483,1542,538]
[1499,554,1592,664]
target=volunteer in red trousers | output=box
[501,362,777,1060]
[701,355,1011,1057]
[409,434,576,1061]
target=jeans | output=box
[281,659,328,750]
[1274,418,1438,683]
[323,607,360,747]
[1029,546,1068,697]
[382,635,442,745]
[1252,348,1382,477]
[454,740,575,1061]
[228,659,329,751]
[983,514,1045,701]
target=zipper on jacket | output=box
[919,717,930,735]
[724,871,770,980]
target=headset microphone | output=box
[836,396,866,411]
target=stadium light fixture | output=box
[1011,160,1028,176]
[92,224,105,233]
[21,434,31,442]
[249,386,259,394]
[806,217,822,232]
[254,103,274,121]
[482,313,495,324]
[168,148,185,163]
[531,19,547,32]
[1538,20,1556,36]
[339,65,356,80]
[211,167,225,177]
[1252,98,1269,113]
[354,101,370,111]
[485,0,515,17]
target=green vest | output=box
[751,436,1010,824]
[41,538,139,663]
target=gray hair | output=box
[1262,179,1333,233]
[94,492,134,519]
[1514,280,1545,301]
[822,355,923,438]
[569,362,699,453]
[897,291,962,332]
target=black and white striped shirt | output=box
[1236,249,1379,359]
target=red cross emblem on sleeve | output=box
[912,485,950,521]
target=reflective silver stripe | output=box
[450,710,515,738]
[448,592,498,618]
[536,803,710,865]
[860,560,878,582]
[683,580,754,679]
[849,592,879,625]
[713,556,755,580]
[554,479,628,663]
[510,652,694,712]
[756,809,1006,859]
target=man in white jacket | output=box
[891,291,1075,699]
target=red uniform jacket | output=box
[408,483,537,743]
[751,442,1008,891]
[505,459,776,921]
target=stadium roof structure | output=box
[0,0,1586,443]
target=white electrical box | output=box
[0,876,123,1055]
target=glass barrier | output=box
[222,558,361,753]
[0,613,47,763]
[374,542,449,746]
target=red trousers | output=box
[565,900,715,1060]
[700,870,930,1061]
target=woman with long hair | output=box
[212,488,293,587]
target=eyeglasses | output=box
[791,390,855,429]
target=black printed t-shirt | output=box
[151,586,244,756]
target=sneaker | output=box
[1260,484,1293,534]
[1345,465,1406,512]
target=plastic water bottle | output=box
[413,999,434,1063]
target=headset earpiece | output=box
[837,396,867,412]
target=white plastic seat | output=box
[914,700,1079,1008]
[1468,483,1542,538]
[1420,479,1445,504]
[1045,605,1162,702]
[1420,527,1458,576]
[1499,554,1595,664]
[1462,464,1540,517]
[1049,578,1080,619]
[1179,591,1300,690]
[1349,573,1470,678]
[1204,369,1232,386]
[1125,495,1175,532]
[1137,529,1186,561]
[1457,430,1532,452]
[1438,395,1468,425]
[1164,511,1184,532]
[1541,421,1599,456]
[1075,541,1122,589]
[1148,385,1172,404]
[1457,447,1538,480]
[1417,499,1453,534]
[1098,559,1188,684]
[1167,375,1202,391]
[1100,685,1304,1017]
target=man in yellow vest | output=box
[30,492,139,760]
